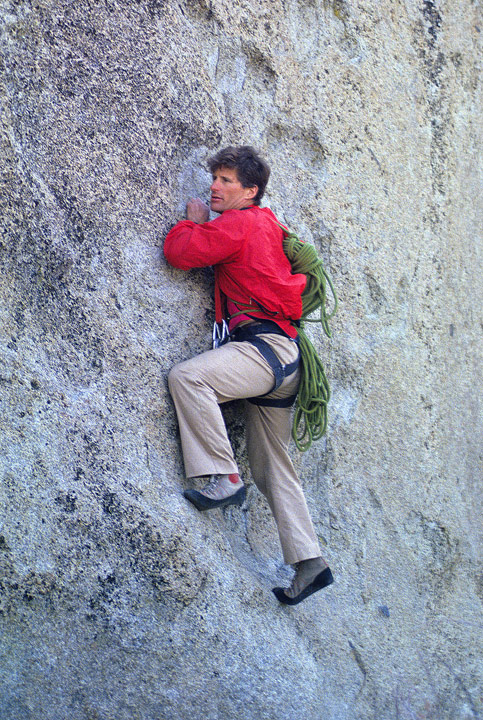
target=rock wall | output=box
[1,1,482,718]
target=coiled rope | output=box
[281,227,338,451]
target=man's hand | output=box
[187,198,210,224]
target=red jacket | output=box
[164,206,306,338]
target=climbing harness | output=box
[212,225,337,452]
[231,321,300,407]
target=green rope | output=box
[281,227,338,451]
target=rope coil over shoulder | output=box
[281,226,338,451]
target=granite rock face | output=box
[1,1,482,719]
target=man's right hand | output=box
[187,198,210,224]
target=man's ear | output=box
[246,185,258,201]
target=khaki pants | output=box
[167,333,321,565]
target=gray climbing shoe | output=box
[273,557,334,605]
[184,474,246,511]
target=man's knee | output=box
[167,362,186,395]
[168,359,201,398]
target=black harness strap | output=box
[249,388,299,408]
[230,321,300,407]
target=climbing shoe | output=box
[273,557,333,606]
[183,473,246,511]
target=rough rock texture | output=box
[0,1,482,718]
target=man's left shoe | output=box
[273,558,334,606]
[183,473,246,511]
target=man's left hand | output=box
[187,198,210,224]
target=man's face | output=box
[210,166,258,213]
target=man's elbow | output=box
[164,243,191,271]
[164,249,184,269]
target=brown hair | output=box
[207,146,270,205]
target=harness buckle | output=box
[212,319,230,349]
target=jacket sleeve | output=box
[164,213,246,270]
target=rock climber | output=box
[164,145,333,605]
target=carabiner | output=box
[212,319,230,349]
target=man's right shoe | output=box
[183,473,246,511]
[273,558,334,605]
